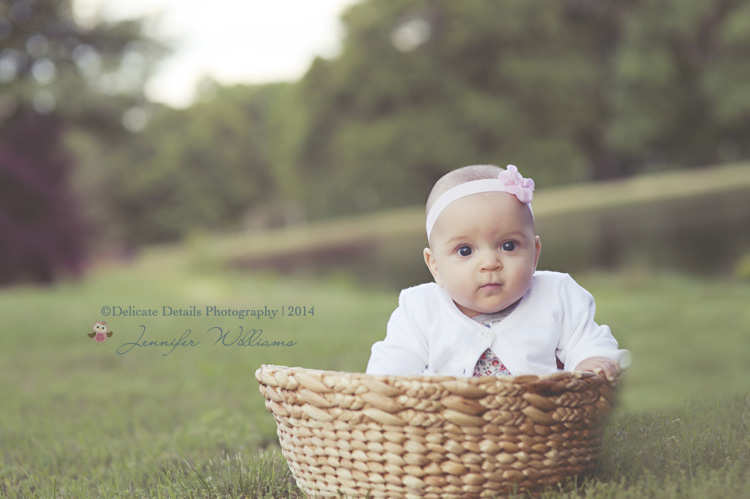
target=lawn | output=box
[1,251,748,497]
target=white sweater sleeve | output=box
[555,274,628,371]
[366,294,429,375]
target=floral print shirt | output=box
[471,305,516,377]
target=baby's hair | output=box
[425,164,504,215]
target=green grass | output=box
[1,249,749,497]
[0,263,389,498]
[533,393,750,499]
[577,271,750,409]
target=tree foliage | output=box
[0,0,161,284]
[608,0,750,170]
[104,84,293,243]
[274,0,749,217]
[295,0,628,217]
[0,111,86,284]
[6,0,750,259]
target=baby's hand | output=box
[575,356,621,383]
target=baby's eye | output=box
[501,241,517,251]
[458,246,473,257]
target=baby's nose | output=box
[480,251,502,270]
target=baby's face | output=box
[424,192,541,317]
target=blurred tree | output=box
[104,83,293,243]
[292,0,750,217]
[608,0,750,172]
[0,0,162,284]
[294,0,636,218]
[54,0,750,247]
[0,111,86,284]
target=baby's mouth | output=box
[480,282,502,290]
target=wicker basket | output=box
[256,365,615,498]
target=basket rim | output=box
[255,364,610,400]
[256,363,598,384]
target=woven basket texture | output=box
[256,365,615,498]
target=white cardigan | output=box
[366,271,629,376]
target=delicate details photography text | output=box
[100,304,314,320]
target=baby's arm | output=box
[575,356,621,383]
[366,301,429,375]
[556,274,629,376]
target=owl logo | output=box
[89,321,113,343]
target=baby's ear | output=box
[423,247,441,284]
[533,235,542,270]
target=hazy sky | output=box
[73,0,360,107]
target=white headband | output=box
[426,164,535,242]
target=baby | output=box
[366,164,628,382]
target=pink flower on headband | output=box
[498,164,534,203]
